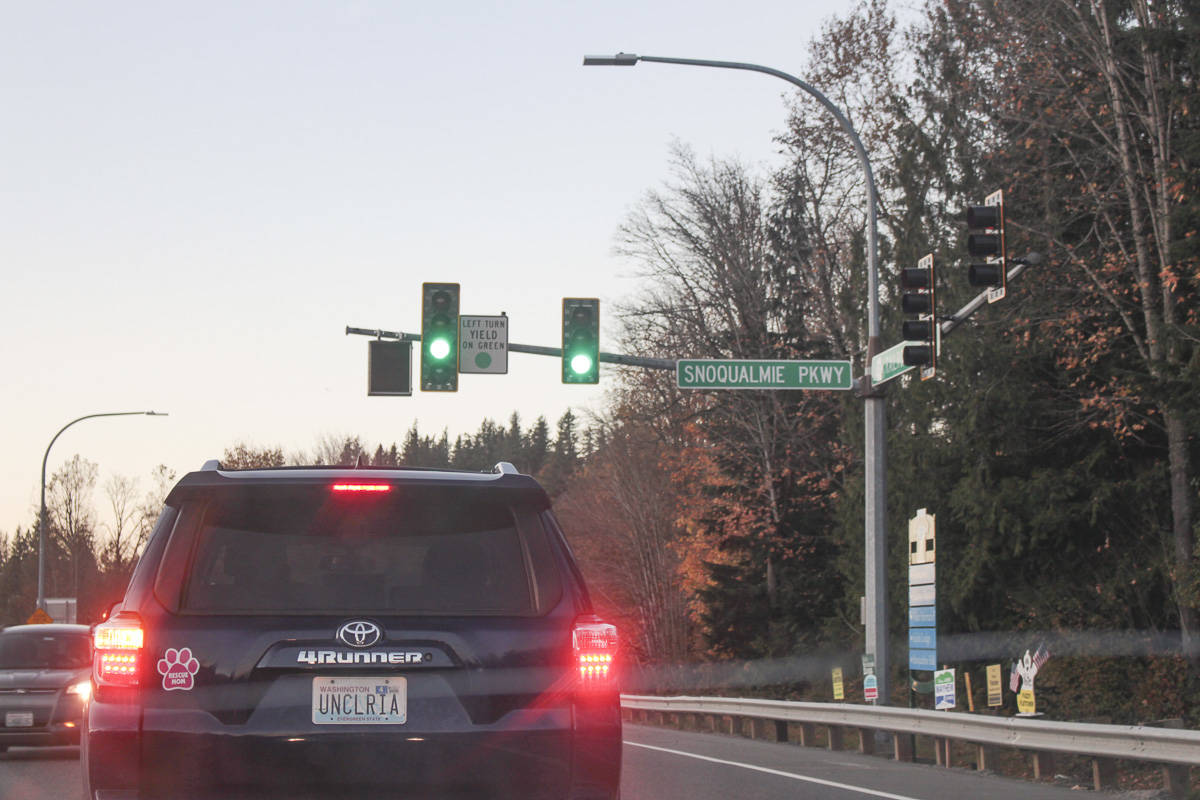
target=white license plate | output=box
[312,676,407,724]
[5,712,34,727]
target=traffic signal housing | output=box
[967,189,1007,302]
[562,298,599,384]
[901,254,937,380]
[420,282,460,392]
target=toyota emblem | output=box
[336,620,382,648]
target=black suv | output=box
[83,461,621,799]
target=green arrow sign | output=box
[677,359,852,390]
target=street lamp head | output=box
[583,53,639,66]
[145,411,168,416]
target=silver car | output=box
[0,623,92,753]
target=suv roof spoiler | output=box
[200,458,522,476]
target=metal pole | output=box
[584,53,889,703]
[37,411,166,612]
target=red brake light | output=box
[573,619,618,684]
[331,483,392,493]
[93,613,144,687]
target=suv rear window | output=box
[0,632,91,670]
[172,485,555,615]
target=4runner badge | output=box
[297,649,430,666]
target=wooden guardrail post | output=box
[750,717,770,740]
[1030,750,1055,779]
[790,722,816,747]
[975,744,997,771]
[856,728,876,754]
[1145,719,1189,798]
[827,725,844,751]
[893,733,914,762]
[1090,757,1116,792]
[935,738,952,767]
[774,719,789,743]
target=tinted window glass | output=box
[181,486,535,614]
[0,633,91,670]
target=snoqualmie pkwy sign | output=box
[676,359,853,391]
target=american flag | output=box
[1009,662,1020,692]
[1032,643,1050,671]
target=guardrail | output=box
[620,695,1199,796]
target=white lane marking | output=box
[625,741,927,800]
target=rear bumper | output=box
[87,700,621,800]
[0,723,80,748]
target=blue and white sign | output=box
[909,649,938,672]
[909,627,937,651]
[909,605,936,627]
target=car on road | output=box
[83,460,621,799]
[0,623,92,753]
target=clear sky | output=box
[1,0,855,537]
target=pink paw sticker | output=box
[157,647,199,691]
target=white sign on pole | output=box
[934,668,956,710]
[459,315,508,374]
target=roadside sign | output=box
[459,315,508,374]
[832,668,844,700]
[870,341,919,385]
[934,669,956,710]
[910,649,937,672]
[909,628,936,651]
[986,664,1003,707]
[909,605,936,627]
[864,674,878,702]
[26,608,53,625]
[909,584,936,606]
[677,359,852,391]
[861,653,875,677]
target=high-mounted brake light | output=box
[331,483,392,493]
[93,613,144,688]
[573,619,618,684]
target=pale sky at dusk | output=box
[2,0,856,537]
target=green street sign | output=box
[870,341,919,385]
[677,359,852,391]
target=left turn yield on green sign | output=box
[676,359,853,390]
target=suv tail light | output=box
[93,612,145,687]
[573,618,618,685]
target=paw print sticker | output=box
[157,647,200,691]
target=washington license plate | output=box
[5,712,33,727]
[312,676,406,724]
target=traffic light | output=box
[901,253,937,380]
[368,340,412,396]
[420,282,459,392]
[967,189,1007,302]
[562,298,599,384]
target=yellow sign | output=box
[26,608,54,624]
[832,667,844,700]
[908,509,936,565]
[986,664,1003,707]
[1017,689,1036,715]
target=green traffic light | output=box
[429,338,451,361]
[570,353,593,375]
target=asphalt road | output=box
[0,726,1123,800]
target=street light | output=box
[584,52,890,703]
[38,411,168,613]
